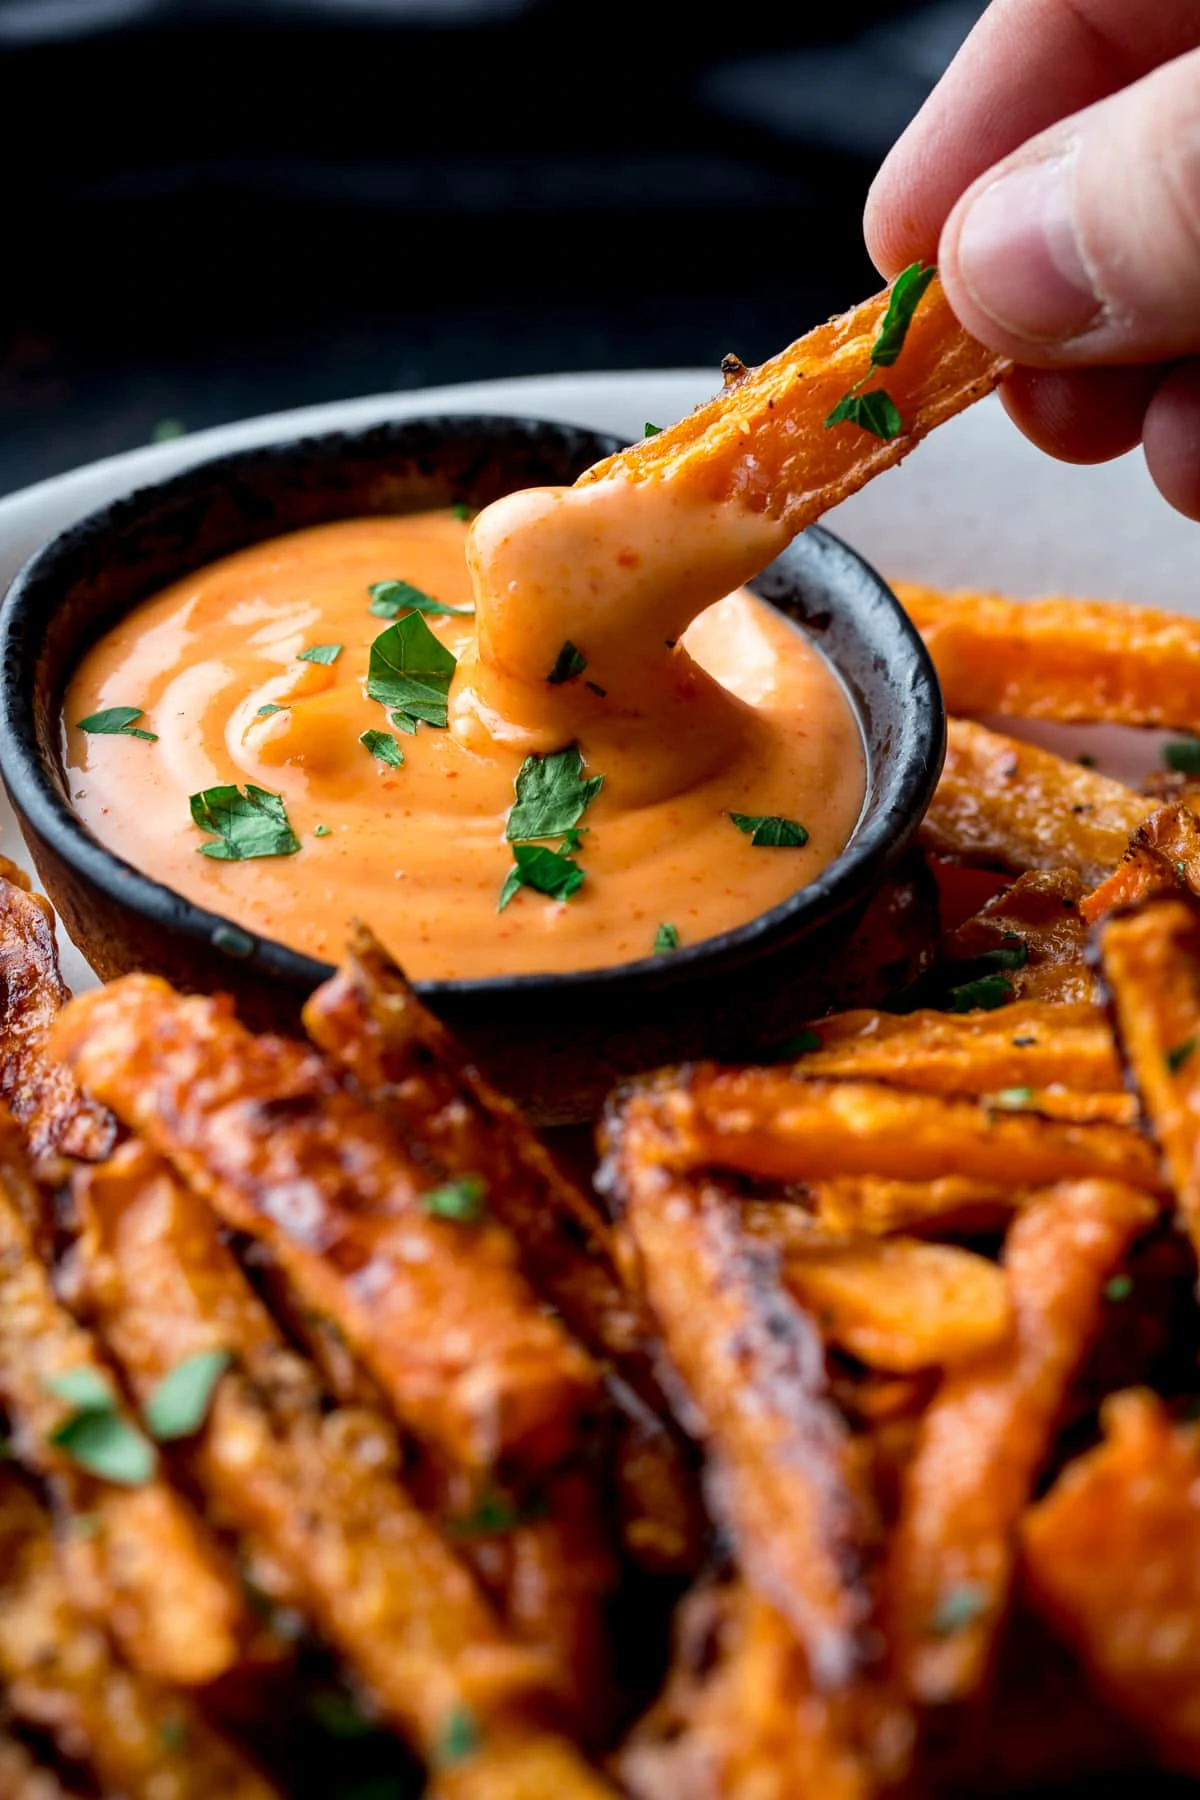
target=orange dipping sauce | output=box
[64,491,865,980]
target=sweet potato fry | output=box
[807,1176,1021,1239]
[426,1732,620,1800]
[895,582,1200,728]
[72,1141,556,1754]
[0,1113,246,1689]
[1099,896,1200,1256]
[738,1212,1012,1373]
[606,1105,885,1721]
[1082,802,1200,923]
[919,718,1153,885]
[779,1000,1120,1098]
[1021,1389,1200,1774]
[0,1474,278,1800]
[618,1583,875,1800]
[0,1730,85,1800]
[0,859,114,1167]
[577,273,1006,534]
[650,1069,1165,1195]
[53,976,596,1473]
[935,868,1095,1006]
[886,1180,1156,1707]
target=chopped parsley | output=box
[151,417,186,443]
[893,941,1028,1014]
[643,421,662,437]
[546,641,588,685]
[1164,738,1200,775]
[946,972,1016,1013]
[423,1177,487,1223]
[654,922,681,954]
[434,1708,480,1768]
[928,1582,988,1637]
[189,784,301,861]
[729,813,809,848]
[764,1028,823,1061]
[158,1716,191,1756]
[498,842,585,910]
[367,613,457,730]
[44,1370,156,1488]
[298,643,343,665]
[448,1488,522,1536]
[988,1086,1036,1109]
[1166,1035,1199,1073]
[142,1349,231,1443]
[77,705,158,742]
[1104,1274,1134,1302]
[306,1688,376,1741]
[825,260,935,440]
[506,745,604,843]
[368,579,473,620]
[451,502,473,522]
[314,824,332,838]
[256,703,287,718]
[359,729,405,769]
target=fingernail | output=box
[956,150,1103,343]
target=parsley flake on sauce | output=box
[77,705,158,742]
[359,729,405,769]
[498,843,586,911]
[729,813,809,848]
[423,1177,487,1223]
[654,922,681,954]
[367,613,457,730]
[546,641,588,685]
[507,746,604,842]
[189,784,301,861]
[824,260,935,440]
[256,703,287,719]
[142,1349,231,1443]
[368,579,473,620]
[298,643,343,665]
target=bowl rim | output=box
[0,411,945,1002]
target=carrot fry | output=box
[1099,896,1200,1254]
[895,582,1200,728]
[52,976,596,1473]
[738,1214,1013,1372]
[920,719,1153,885]
[0,860,114,1167]
[886,1180,1156,1706]
[618,1584,876,1800]
[648,1069,1165,1194]
[781,1000,1120,1098]
[1022,1389,1200,1775]
[577,274,1006,534]
[0,1474,278,1800]
[1082,802,1200,923]
[72,1141,556,1754]
[0,1113,246,1689]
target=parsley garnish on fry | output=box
[1104,1274,1134,1302]
[1164,738,1200,775]
[367,614,457,730]
[77,705,158,742]
[1166,1035,1199,1073]
[143,1349,231,1442]
[44,1371,157,1488]
[189,784,301,861]
[729,813,809,848]
[945,971,1015,1013]
[928,1582,988,1638]
[546,641,588,685]
[423,1177,487,1223]
[825,260,935,439]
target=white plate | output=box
[0,369,1193,994]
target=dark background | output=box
[0,0,985,498]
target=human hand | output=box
[864,1,1200,517]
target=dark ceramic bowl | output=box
[0,413,944,1122]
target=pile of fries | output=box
[4,581,1200,1799]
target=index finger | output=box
[865,0,1200,276]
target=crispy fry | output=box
[886,1180,1156,1707]
[606,1105,881,1711]
[0,1730,86,1800]
[0,1474,277,1800]
[52,976,596,1473]
[809,1176,1020,1239]
[1022,1389,1200,1774]
[919,718,1153,885]
[577,274,1005,533]
[72,1141,557,1754]
[780,1000,1120,1098]
[1099,896,1200,1256]
[0,860,114,1166]
[0,1112,245,1689]
[936,868,1095,1005]
[649,1068,1165,1195]
[895,582,1200,728]
[1082,802,1200,923]
[738,1212,1012,1373]
[618,1584,874,1800]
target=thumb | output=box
[939,45,1200,366]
